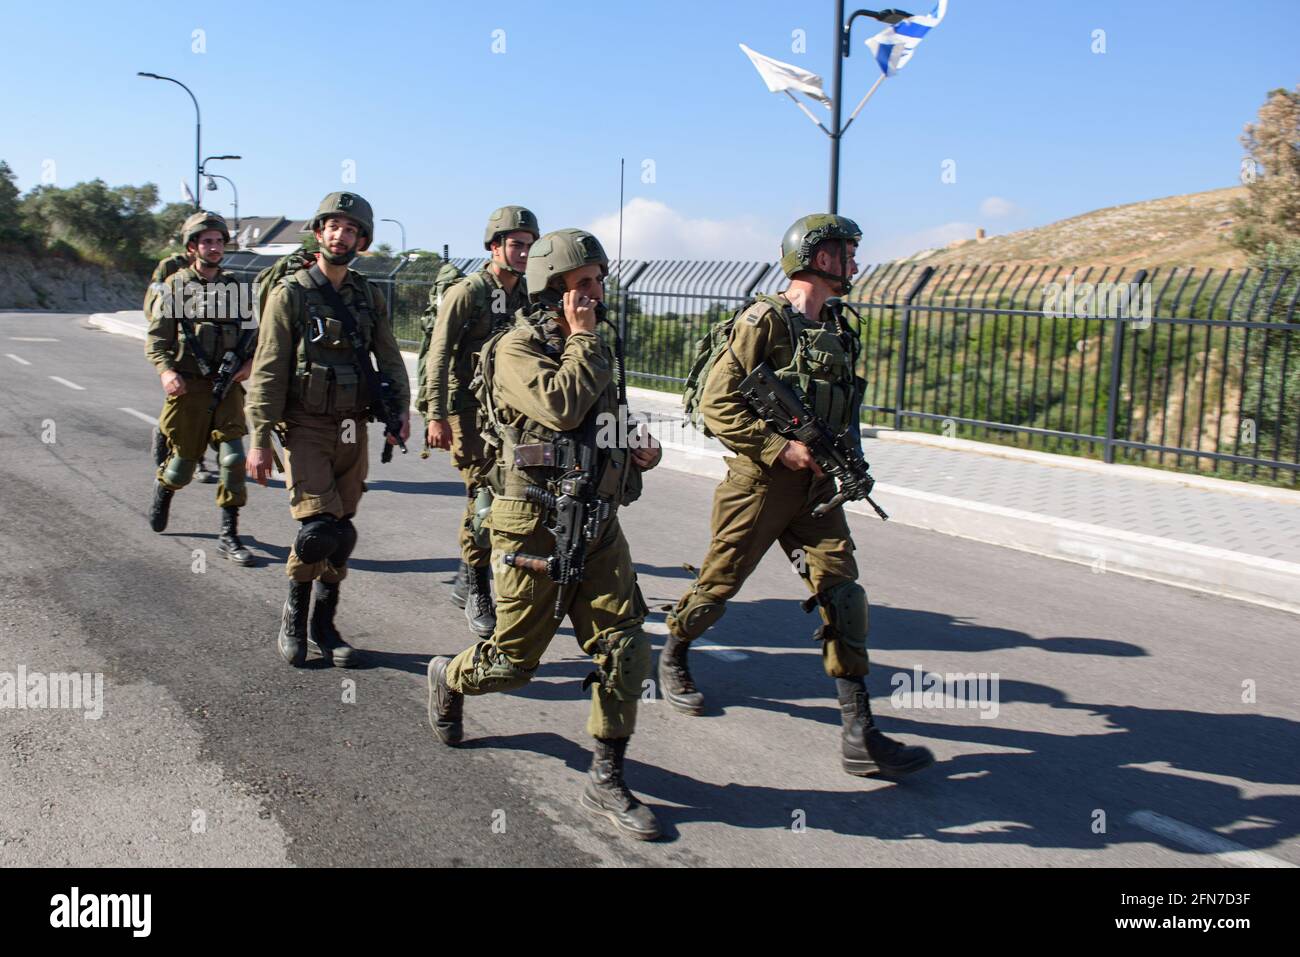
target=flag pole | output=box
[840,73,886,135]
[783,91,832,135]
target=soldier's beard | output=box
[319,244,354,265]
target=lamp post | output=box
[380,218,407,254]
[137,72,202,208]
[827,5,912,212]
[204,173,240,233]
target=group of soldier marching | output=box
[143,193,933,843]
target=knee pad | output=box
[162,455,198,488]
[218,440,246,492]
[295,516,340,564]
[818,580,869,654]
[332,518,358,567]
[587,626,652,702]
[666,588,726,641]
[472,644,537,694]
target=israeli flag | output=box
[864,0,947,76]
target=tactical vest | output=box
[751,294,863,438]
[474,310,638,508]
[281,270,380,417]
[444,270,514,411]
[165,269,247,377]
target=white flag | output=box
[739,43,831,109]
[181,179,195,204]
[864,0,947,77]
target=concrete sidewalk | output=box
[90,308,1300,615]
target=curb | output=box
[89,311,1300,615]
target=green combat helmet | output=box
[311,191,374,256]
[483,205,540,249]
[181,210,231,247]
[525,228,608,303]
[780,214,862,294]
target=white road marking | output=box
[48,376,85,391]
[5,353,30,366]
[1128,811,1296,868]
[696,645,749,662]
[9,336,59,342]
[119,407,157,425]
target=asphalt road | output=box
[1,311,1297,868]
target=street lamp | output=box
[137,72,202,208]
[827,6,912,212]
[380,218,407,255]
[205,173,240,233]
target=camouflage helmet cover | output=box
[181,210,230,247]
[311,191,374,249]
[484,205,540,249]
[525,228,609,301]
[779,213,862,279]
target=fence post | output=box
[893,266,935,432]
[1103,267,1146,463]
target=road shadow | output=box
[366,479,464,497]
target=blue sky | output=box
[1,0,1296,263]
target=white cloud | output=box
[979,196,1016,218]
[585,198,774,261]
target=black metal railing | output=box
[224,251,1300,487]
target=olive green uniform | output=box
[144,264,253,508]
[667,294,868,678]
[423,268,528,567]
[245,266,409,584]
[443,309,653,739]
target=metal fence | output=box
[223,252,1300,487]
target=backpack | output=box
[681,294,795,439]
[143,253,190,317]
[414,259,471,416]
[254,250,315,319]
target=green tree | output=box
[0,160,28,247]
[1232,85,1300,256]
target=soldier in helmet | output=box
[661,214,935,779]
[144,210,256,565]
[424,206,539,637]
[245,191,411,668]
[426,228,665,841]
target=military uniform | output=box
[663,214,934,779]
[245,191,410,668]
[428,228,662,841]
[144,212,255,563]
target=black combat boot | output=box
[148,482,174,533]
[277,581,311,667]
[217,507,254,566]
[307,581,358,668]
[837,677,934,779]
[464,565,496,638]
[151,428,168,468]
[658,634,705,715]
[450,560,469,608]
[580,737,661,841]
[197,454,218,484]
[426,655,464,746]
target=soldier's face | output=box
[813,240,859,282]
[562,263,604,303]
[493,231,534,273]
[318,217,361,258]
[191,230,225,265]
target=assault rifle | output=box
[207,326,258,419]
[502,419,611,619]
[739,362,888,521]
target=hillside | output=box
[0,252,142,311]
[908,186,1249,269]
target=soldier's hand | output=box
[778,440,824,476]
[161,370,187,396]
[233,358,253,383]
[247,448,273,486]
[427,418,453,450]
[631,424,661,470]
[563,290,598,334]
[390,411,411,445]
